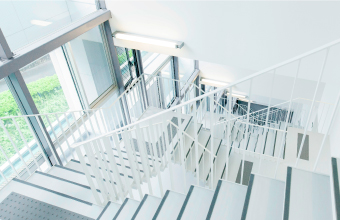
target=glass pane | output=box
[160,61,175,107]
[179,58,195,89]
[0,0,96,51]
[21,48,82,140]
[64,26,115,105]
[0,78,40,185]
[141,50,170,81]
[116,47,138,86]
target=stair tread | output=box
[264,129,275,156]
[114,198,140,220]
[198,138,222,181]
[284,167,332,220]
[98,201,121,220]
[332,157,340,219]
[186,129,211,172]
[0,178,102,219]
[178,186,214,220]
[65,159,134,186]
[153,190,186,220]
[27,171,99,205]
[133,194,161,220]
[208,180,247,220]
[243,174,285,220]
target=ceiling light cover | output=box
[113,31,184,49]
[201,78,229,87]
[31,20,52,26]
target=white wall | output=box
[107,1,340,72]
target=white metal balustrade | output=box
[68,37,340,207]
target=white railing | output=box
[0,71,207,188]
[70,37,340,204]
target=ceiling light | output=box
[201,78,229,87]
[31,20,52,26]
[230,93,247,99]
[113,31,184,49]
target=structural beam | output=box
[0,9,111,80]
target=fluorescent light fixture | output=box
[201,78,229,87]
[113,31,184,49]
[31,20,52,26]
[229,93,247,99]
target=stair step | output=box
[273,129,284,158]
[254,128,266,154]
[264,129,275,156]
[0,178,102,219]
[206,180,247,219]
[27,171,101,205]
[153,190,186,220]
[211,145,228,188]
[65,159,134,189]
[332,157,340,219]
[132,194,161,220]
[97,201,121,220]
[242,174,285,220]
[114,198,140,220]
[198,138,222,182]
[284,167,332,220]
[186,129,211,172]
[177,185,214,220]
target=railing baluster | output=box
[148,120,164,196]
[135,124,153,195]
[55,113,74,161]
[83,141,109,204]
[92,110,103,135]
[209,95,214,188]
[121,130,143,199]
[12,118,41,171]
[112,133,133,199]
[99,109,109,133]
[163,117,174,190]
[225,88,232,181]
[274,60,300,178]
[296,48,330,167]
[0,119,31,176]
[75,145,103,205]
[193,100,200,186]
[91,139,118,201]
[86,110,96,136]
[102,136,124,200]
[46,115,66,163]
[63,113,76,145]
[0,142,20,179]
[177,108,187,192]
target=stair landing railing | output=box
[70,37,340,205]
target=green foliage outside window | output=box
[0,74,69,167]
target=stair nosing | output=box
[241,174,255,220]
[206,180,222,219]
[152,190,170,220]
[332,158,340,219]
[113,198,129,220]
[97,201,111,220]
[131,194,148,220]
[35,171,101,193]
[177,185,194,220]
[283,166,292,220]
[12,178,93,206]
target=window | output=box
[160,61,176,108]
[141,51,170,81]
[178,58,195,89]
[64,26,115,106]
[0,78,43,185]
[0,0,97,51]
[116,47,138,87]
